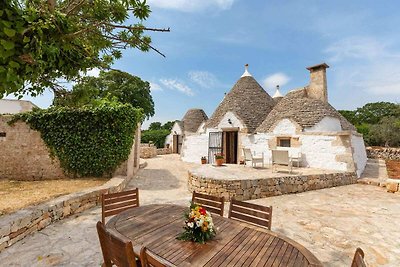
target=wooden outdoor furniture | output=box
[107,204,323,267]
[351,248,367,267]
[271,149,293,173]
[96,221,138,267]
[140,246,174,267]
[192,191,224,216]
[102,188,139,224]
[242,148,264,168]
[228,198,273,230]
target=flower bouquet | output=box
[177,202,216,244]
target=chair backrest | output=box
[242,148,253,160]
[351,248,366,267]
[102,188,139,224]
[271,150,289,165]
[228,198,272,230]
[96,221,137,267]
[192,192,224,216]
[140,247,174,267]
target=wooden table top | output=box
[107,204,322,267]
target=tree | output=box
[338,110,357,125]
[162,120,176,131]
[53,70,155,119]
[148,122,162,130]
[355,102,400,124]
[369,117,400,147]
[0,0,169,98]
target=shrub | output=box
[141,129,170,148]
[11,101,143,177]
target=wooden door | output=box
[223,131,238,164]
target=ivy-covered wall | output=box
[1,102,142,179]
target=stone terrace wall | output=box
[140,143,157,158]
[0,116,68,180]
[188,172,357,201]
[157,147,172,155]
[0,175,133,252]
[366,147,400,160]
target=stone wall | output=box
[156,147,172,155]
[188,171,357,201]
[366,147,400,160]
[0,174,134,252]
[140,143,157,158]
[0,116,140,180]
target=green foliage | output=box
[354,102,400,124]
[11,101,143,177]
[369,117,400,147]
[53,70,154,119]
[141,129,170,148]
[161,120,176,131]
[148,122,162,130]
[0,0,167,98]
[338,110,357,125]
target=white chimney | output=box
[241,64,252,77]
[306,63,329,102]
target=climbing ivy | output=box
[11,101,143,177]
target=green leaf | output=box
[0,40,15,50]
[9,61,20,68]
[23,36,30,43]
[4,28,16,37]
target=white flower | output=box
[187,222,194,228]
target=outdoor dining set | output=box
[97,188,367,267]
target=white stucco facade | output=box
[272,119,298,135]
[304,117,342,132]
[165,122,183,147]
[351,134,368,177]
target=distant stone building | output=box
[0,99,38,114]
[165,109,208,154]
[170,63,367,177]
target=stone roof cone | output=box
[181,108,208,132]
[206,64,275,133]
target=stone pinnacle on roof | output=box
[272,85,284,98]
[181,108,208,133]
[206,66,275,133]
[241,64,252,77]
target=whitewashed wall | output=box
[272,119,297,135]
[351,134,367,177]
[299,135,348,171]
[165,122,183,147]
[217,112,244,129]
[180,133,209,163]
[304,117,342,132]
[241,134,271,164]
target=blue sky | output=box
[8,0,400,128]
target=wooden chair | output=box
[140,246,175,267]
[102,188,139,224]
[228,198,272,230]
[96,221,137,267]
[192,191,224,216]
[242,148,264,168]
[351,248,367,267]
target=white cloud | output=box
[85,68,101,77]
[150,82,163,91]
[147,0,234,12]
[325,36,400,96]
[188,71,218,88]
[262,73,290,90]
[160,79,194,96]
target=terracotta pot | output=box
[201,158,207,164]
[215,158,224,166]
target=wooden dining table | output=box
[106,204,322,267]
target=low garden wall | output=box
[140,143,157,158]
[188,172,357,201]
[157,147,172,155]
[0,174,134,252]
[366,147,400,160]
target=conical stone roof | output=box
[205,76,275,133]
[181,108,208,133]
[256,88,356,132]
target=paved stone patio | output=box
[0,154,398,266]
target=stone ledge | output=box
[0,175,133,252]
[386,179,400,193]
[188,171,357,201]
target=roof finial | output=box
[241,63,252,77]
[273,85,283,98]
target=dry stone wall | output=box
[366,147,400,160]
[188,171,357,201]
[140,143,158,158]
[0,175,133,252]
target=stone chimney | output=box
[306,63,329,102]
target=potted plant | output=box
[215,153,224,166]
[201,156,207,164]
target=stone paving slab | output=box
[0,155,399,266]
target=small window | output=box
[278,137,291,147]
[0,132,6,137]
